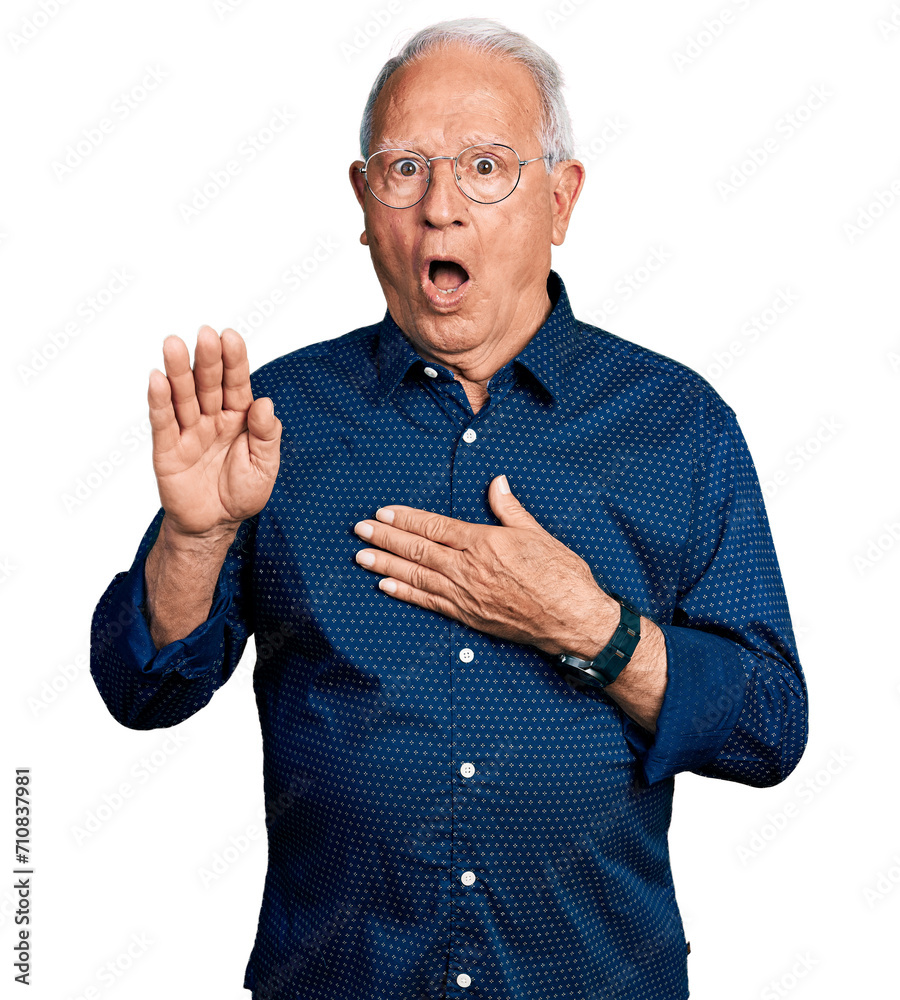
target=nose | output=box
[420,156,468,229]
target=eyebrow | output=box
[373,133,504,153]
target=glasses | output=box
[359,143,547,209]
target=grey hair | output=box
[358,17,574,170]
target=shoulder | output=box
[574,318,737,447]
[248,322,380,401]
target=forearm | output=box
[601,618,667,733]
[144,515,239,649]
[555,586,667,734]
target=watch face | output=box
[560,664,602,692]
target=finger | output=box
[354,546,451,603]
[353,518,455,574]
[372,505,477,551]
[220,327,253,413]
[193,326,223,416]
[161,334,201,430]
[375,572,463,622]
[246,397,282,475]
[148,367,180,454]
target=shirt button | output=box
[457,973,472,988]
[461,870,476,886]
[459,648,474,662]
[462,428,477,443]
[423,366,438,378]
[460,762,475,778]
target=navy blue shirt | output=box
[90,271,808,1000]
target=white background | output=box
[3,1,899,998]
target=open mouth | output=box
[428,259,469,294]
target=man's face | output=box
[350,43,583,369]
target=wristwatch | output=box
[555,592,642,691]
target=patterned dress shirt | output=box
[90,270,808,1000]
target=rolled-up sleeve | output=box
[89,507,256,730]
[621,389,808,788]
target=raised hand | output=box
[148,326,282,538]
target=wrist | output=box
[542,584,619,660]
[555,591,643,691]
[160,514,241,551]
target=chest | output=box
[251,380,695,640]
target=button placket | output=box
[445,381,500,998]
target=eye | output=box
[474,157,495,175]
[393,159,420,177]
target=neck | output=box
[419,285,553,388]
[452,371,491,414]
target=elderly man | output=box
[90,17,808,1000]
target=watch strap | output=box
[556,592,642,690]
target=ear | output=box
[549,159,585,246]
[349,159,367,208]
[349,160,369,245]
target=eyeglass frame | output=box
[358,143,548,209]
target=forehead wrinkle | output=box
[367,48,546,169]
[373,132,511,154]
[373,108,541,157]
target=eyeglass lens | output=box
[365,144,521,207]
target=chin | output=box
[415,312,492,357]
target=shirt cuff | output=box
[96,515,237,681]
[620,622,749,786]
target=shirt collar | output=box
[374,270,579,407]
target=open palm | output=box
[148,326,282,537]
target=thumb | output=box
[489,474,538,528]
[246,397,282,472]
